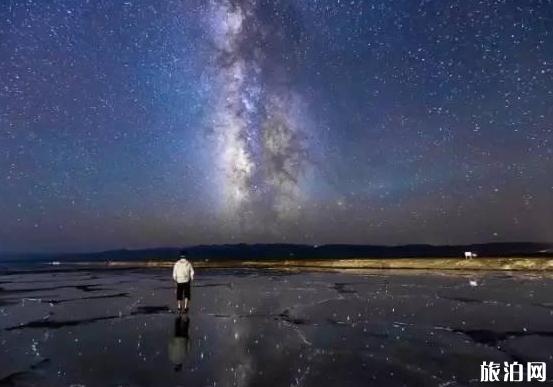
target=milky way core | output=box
[207,0,311,233]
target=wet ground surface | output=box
[1,266,552,386]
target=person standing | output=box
[172,250,194,313]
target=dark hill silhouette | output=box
[2,242,552,262]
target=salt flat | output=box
[1,266,552,386]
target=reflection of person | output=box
[172,250,195,313]
[168,315,191,372]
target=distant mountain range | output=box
[1,242,552,262]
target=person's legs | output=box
[183,282,191,311]
[176,283,184,311]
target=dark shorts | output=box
[176,282,191,301]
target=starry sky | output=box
[1,0,552,253]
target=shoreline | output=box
[65,257,553,272]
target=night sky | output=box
[1,0,552,253]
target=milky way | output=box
[207,0,311,233]
[0,0,552,252]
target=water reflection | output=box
[3,268,552,386]
[168,315,191,371]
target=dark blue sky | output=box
[1,0,552,253]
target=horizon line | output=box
[2,240,552,257]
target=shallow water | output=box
[1,266,552,386]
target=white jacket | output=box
[172,259,194,283]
